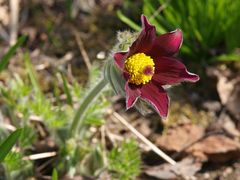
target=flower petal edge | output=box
[148,29,183,58]
[153,57,200,85]
[125,82,141,110]
[140,82,169,118]
[127,15,156,57]
[113,52,127,70]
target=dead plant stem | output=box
[73,29,92,71]
[10,0,20,45]
[112,112,177,165]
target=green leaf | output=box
[52,168,58,180]
[0,129,22,162]
[0,36,26,72]
[121,0,240,61]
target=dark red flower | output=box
[113,15,199,118]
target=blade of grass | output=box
[65,0,72,19]
[0,128,22,162]
[23,53,42,96]
[211,53,240,62]
[0,36,26,72]
[145,0,171,33]
[117,10,141,31]
[52,168,58,180]
[61,73,73,106]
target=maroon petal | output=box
[113,52,127,70]
[153,57,200,85]
[140,81,169,117]
[125,82,141,109]
[148,29,183,58]
[123,71,130,81]
[127,15,156,57]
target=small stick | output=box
[0,124,16,131]
[100,125,108,165]
[36,157,56,174]
[73,29,92,71]
[112,112,177,165]
[10,0,20,45]
[23,151,57,160]
[150,0,171,21]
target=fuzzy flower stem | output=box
[70,77,108,136]
[70,73,177,165]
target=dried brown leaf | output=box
[145,157,202,180]
[156,124,204,152]
[188,135,240,163]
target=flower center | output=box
[124,53,155,85]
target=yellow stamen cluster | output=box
[124,53,155,85]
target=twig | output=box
[0,124,16,131]
[22,151,57,160]
[67,63,74,83]
[36,157,56,175]
[56,52,74,66]
[100,125,108,166]
[10,0,20,45]
[150,0,171,21]
[112,112,177,165]
[73,29,92,71]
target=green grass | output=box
[0,129,22,162]
[118,0,240,62]
[0,36,26,72]
[108,140,141,180]
[0,52,140,179]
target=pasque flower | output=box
[113,15,199,118]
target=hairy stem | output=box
[70,77,108,136]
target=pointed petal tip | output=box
[140,14,145,19]
[183,71,200,83]
[148,28,183,58]
[140,83,169,118]
[152,99,169,118]
[156,108,168,119]
[140,14,154,30]
[126,101,133,110]
[153,57,200,85]
[126,95,139,110]
[140,14,147,24]
[125,82,140,110]
[159,95,169,118]
[173,28,182,33]
[171,28,183,48]
[171,28,182,35]
[192,74,200,82]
